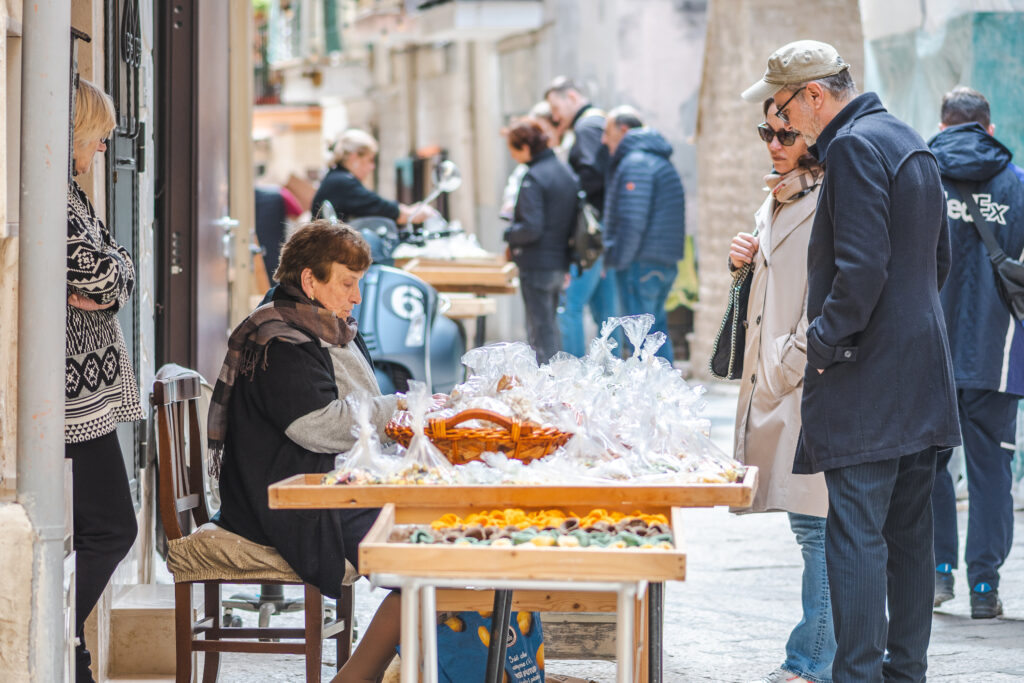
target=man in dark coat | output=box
[928,87,1024,619]
[601,106,686,362]
[743,41,960,682]
[545,77,619,356]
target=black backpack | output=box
[569,191,603,271]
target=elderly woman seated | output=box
[210,220,403,681]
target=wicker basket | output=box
[385,408,572,465]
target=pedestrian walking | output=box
[928,86,1024,619]
[731,95,833,683]
[601,105,685,362]
[545,76,618,356]
[503,118,580,363]
[743,40,960,682]
[66,78,144,683]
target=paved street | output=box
[208,381,1024,682]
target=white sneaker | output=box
[748,669,811,683]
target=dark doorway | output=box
[154,0,233,385]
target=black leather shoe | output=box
[970,586,1003,619]
[934,570,954,607]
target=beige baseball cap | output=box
[741,40,850,102]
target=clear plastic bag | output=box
[390,381,456,485]
[323,396,394,485]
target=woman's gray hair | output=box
[328,129,379,167]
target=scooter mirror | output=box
[433,160,462,194]
[318,200,339,223]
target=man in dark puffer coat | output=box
[601,106,685,361]
[928,87,1024,619]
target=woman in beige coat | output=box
[731,100,833,683]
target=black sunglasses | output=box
[775,86,806,124]
[757,123,799,147]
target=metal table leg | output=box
[474,309,486,348]
[484,589,514,683]
[648,582,664,683]
[420,585,438,683]
[400,581,420,683]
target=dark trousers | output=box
[66,430,139,682]
[932,388,1017,589]
[520,269,566,364]
[824,448,937,683]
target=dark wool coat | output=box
[311,165,400,222]
[602,128,686,269]
[929,123,1024,396]
[794,93,961,474]
[215,286,386,598]
[503,148,580,272]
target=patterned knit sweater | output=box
[65,181,144,443]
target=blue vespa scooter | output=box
[321,160,466,394]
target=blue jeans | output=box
[557,255,618,357]
[784,513,836,683]
[616,261,677,362]
[824,448,937,683]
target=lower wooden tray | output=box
[359,504,687,582]
[268,466,757,511]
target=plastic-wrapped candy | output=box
[389,381,456,485]
[323,396,394,485]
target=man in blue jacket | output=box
[601,106,685,361]
[928,86,1024,619]
[744,41,960,682]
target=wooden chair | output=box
[153,364,354,682]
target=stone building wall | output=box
[692,0,863,379]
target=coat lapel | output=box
[771,186,819,254]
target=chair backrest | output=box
[152,364,211,540]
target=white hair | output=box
[329,129,379,166]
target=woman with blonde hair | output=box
[311,128,431,225]
[65,78,143,683]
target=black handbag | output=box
[709,258,754,380]
[955,181,1024,321]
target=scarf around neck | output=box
[764,163,822,204]
[206,282,358,477]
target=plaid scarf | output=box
[765,161,822,204]
[206,283,357,477]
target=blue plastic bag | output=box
[432,611,544,682]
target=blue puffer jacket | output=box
[602,128,686,269]
[929,123,1024,396]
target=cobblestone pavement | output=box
[209,382,1024,682]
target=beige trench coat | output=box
[733,183,828,517]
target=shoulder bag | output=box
[709,240,756,380]
[954,181,1024,321]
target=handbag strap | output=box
[954,181,1009,266]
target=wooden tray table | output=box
[268,467,757,682]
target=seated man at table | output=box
[209,220,403,681]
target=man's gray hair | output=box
[608,105,643,130]
[544,76,584,99]
[786,69,858,102]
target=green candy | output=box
[588,532,612,547]
[651,534,674,545]
[511,530,537,545]
[618,532,642,547]
[568,530,590,547]
[410,529,435,544]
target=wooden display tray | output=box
[268,466,757,511]
[359,503,687,582]
[443,294,498,319]
[401,257,519,295]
